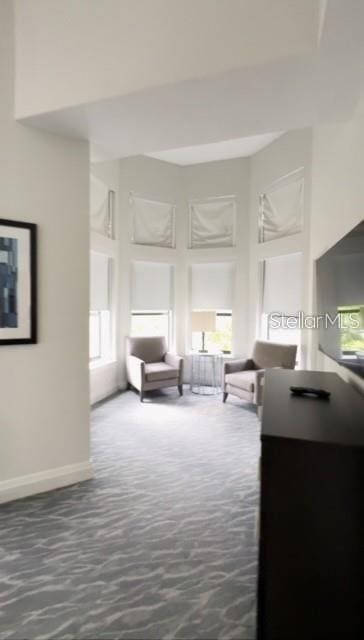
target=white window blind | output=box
[131,196,175,248]
[131,261,173,311]
[189,198,236,248]
[263,253,302,315]
[259,172,304,243]
[90,176,113,238]
[191,262,235,310]
[90,252,110,311]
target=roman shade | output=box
[259,172,304,243]
[90,175,113,238]
[263,253,302,315]
[90,251,109,311]
[189,198,236,248]
[191,262,235,310]
[131,261,173,311]
[131,195,175,248]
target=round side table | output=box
[190,352,222,395]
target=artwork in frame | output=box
[0,219,37,345]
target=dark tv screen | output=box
[316,220,364,378]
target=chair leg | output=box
[223,392,228,403]
[140,390,144,402]
[178,384,183,396]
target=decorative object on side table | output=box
[191,310,216,353]
[0,219,37,345]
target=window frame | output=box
[215,311,233,355]
[89,310,102,361]
[89,252,115,366]
[130,310,172,347]
[89,309,113,365]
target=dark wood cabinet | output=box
[257,369,364,640]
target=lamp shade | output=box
[191,311,216,332]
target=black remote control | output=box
[290,386,331,399]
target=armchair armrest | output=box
[254,369,265,407]
[254,366,283,407]
[127,355,145,391]
[224,358,254,375]
[165,352,184,382]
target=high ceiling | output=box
[16,1,364,163]
[16,0,321,118]
[145,133,283,165]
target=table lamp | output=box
[191,311,216,352]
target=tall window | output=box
[262,312,301,347]
[261,253,302,360]
[131,310,171,344]
[90,311,102,360]
[90,252,113,363]
[191,262,235,353]
[131,261,173,346]
[89,310,112,362]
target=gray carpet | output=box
[0,388,260,640]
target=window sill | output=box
[89,359,117,371]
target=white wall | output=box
[14,0,318,118]
[248,129,313,363]
[90,161,120,404]
[0,0,91,503]
[310,95,364,392]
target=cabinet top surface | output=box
[262,369,364,447]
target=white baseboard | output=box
[0,460,94,504]
[91,384,121,406]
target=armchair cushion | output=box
[145,362,179,382]
[225,370,263,393]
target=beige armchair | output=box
[223,340,297,408]
[126,336,184,402]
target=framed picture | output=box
[0,219,37,345]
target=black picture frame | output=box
[0,218,37,345]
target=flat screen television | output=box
[316,220,364,378]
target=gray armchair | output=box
[126,336,184,402]
[223,340,297,408]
